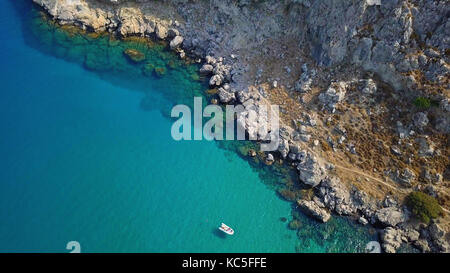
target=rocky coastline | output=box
[32,0,449,253]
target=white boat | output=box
[219,223,234,235]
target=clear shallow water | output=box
[0,0,376,252]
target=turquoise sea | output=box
[0,0,377,252]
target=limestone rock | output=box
[358,217,369,225]
[318,176,356,215]
[294,64,315,93]
[155,23,168,40]
[375,207,407,227]
[209,74,223,87]
[381,227,404,253]
[217,87,235,103]
[169,35,183,49]
[394,168,416,187]
[318,82,347,112]
[297,199,331,223]
[199,64,214,75]
[296,152,326,187]
[412,112,429,129]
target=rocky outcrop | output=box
[318,82,347,113]
[296,152,327,187]
[425,223,450,253]
[217,85,235,103]
[412,112,429,130]
[393,168,416,187]
[297,199,331,223]
[155,23,168,39]
[317,176,357,216]
[381,227,405,253]
[375,207,407,227]
[294,64,315,93]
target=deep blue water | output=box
[0,0,376,253]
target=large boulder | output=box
[394,168,416,187]
[296,152,326,187]
[277,138,289,159]
[297,200,331,223]
[169,35,184,49]
[199,64,214,75]
[375,207,407,227]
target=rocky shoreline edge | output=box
[32,0,449,253]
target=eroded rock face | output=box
[297,199,331,223]
[34,0,449,92]
[317,176,357,216]
[118,7,156,36]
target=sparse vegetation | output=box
[406,191,443,224]
[413,97,431,109]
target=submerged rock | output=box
[288,219,302,230]
[123,48,146,63]
[154,66,167,77]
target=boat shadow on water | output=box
[212,228,227,239]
